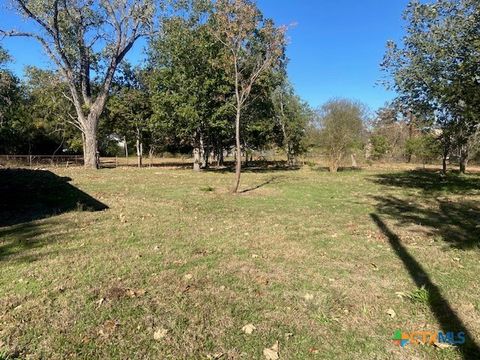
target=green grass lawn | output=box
[1,166,479,359]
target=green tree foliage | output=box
[1,0,158,168]
[405,134,441,166]
[272,81,311,166]
[23,67,81,154]
[148,13,233,170]
[0,47,27,154]
[0,47,19,128]
[210,0,286,192]
[383,0,480,173]
[317,99,366,173]
[106,64,152,166]
[370,135,390,160]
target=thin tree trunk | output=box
[442,146,448,175]
[459,145,468,174]
[149,147,154,168]
[193,146,201,171]
[233,108,242,193]
[203,139,210,169]
[244,140,249,168]
[136,129,142,168]
[351,154,357,168]
[407,111,414,163]
[124,136,129,167]
[200,133,207,169]
[218,145,224,166]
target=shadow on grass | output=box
[0,168,108,228]
[371,169,480,195]
[371,214,480,359]
[373,196,480,250]
[0,222,47,262]
[101,159,303,173]
[0,169,108,261]
[240,176,279,194]
[370,170,480,250]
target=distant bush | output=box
[370,135,390,160]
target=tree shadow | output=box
[371,169,480,195]
[373,196,480,250]
[370,169,480,250]
[0,169,108,262]
[371,214,480,359]
[240,176,279,194]
[0,169,108,228]
[0,222,46,262]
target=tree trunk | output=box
[233,108,242,193]
[329,153,341,173]
[329,162,339,173]
[136,130,143,168]
[459,145,468,174]
[149,147,154,168]
[203,141,210,169]
[351,154,358,168]
[442,147,448,175]
[83,124,98,169]
[218,145,224,167]
[193,146,201,171]
[406,111,414,163]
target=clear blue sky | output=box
[0,0,409,111]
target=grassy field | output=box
[0,165,479,359]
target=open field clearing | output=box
[1,166,479,359]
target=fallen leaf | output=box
[434,342,453,349]
[153,328,168,341]
[241,323,256,335]
[263,341,279,360]
[127,288,146,297]
[98,320,119,338]
[386,308,396,318]
[119,213,127,223]
[304,294,314,301]
[95,298,106,308]
[207,353,224,359]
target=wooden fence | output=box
[0,155,84,167]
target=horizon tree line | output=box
[2,0,480,180]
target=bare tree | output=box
[1,0,158,168]
[210,0,286,192]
